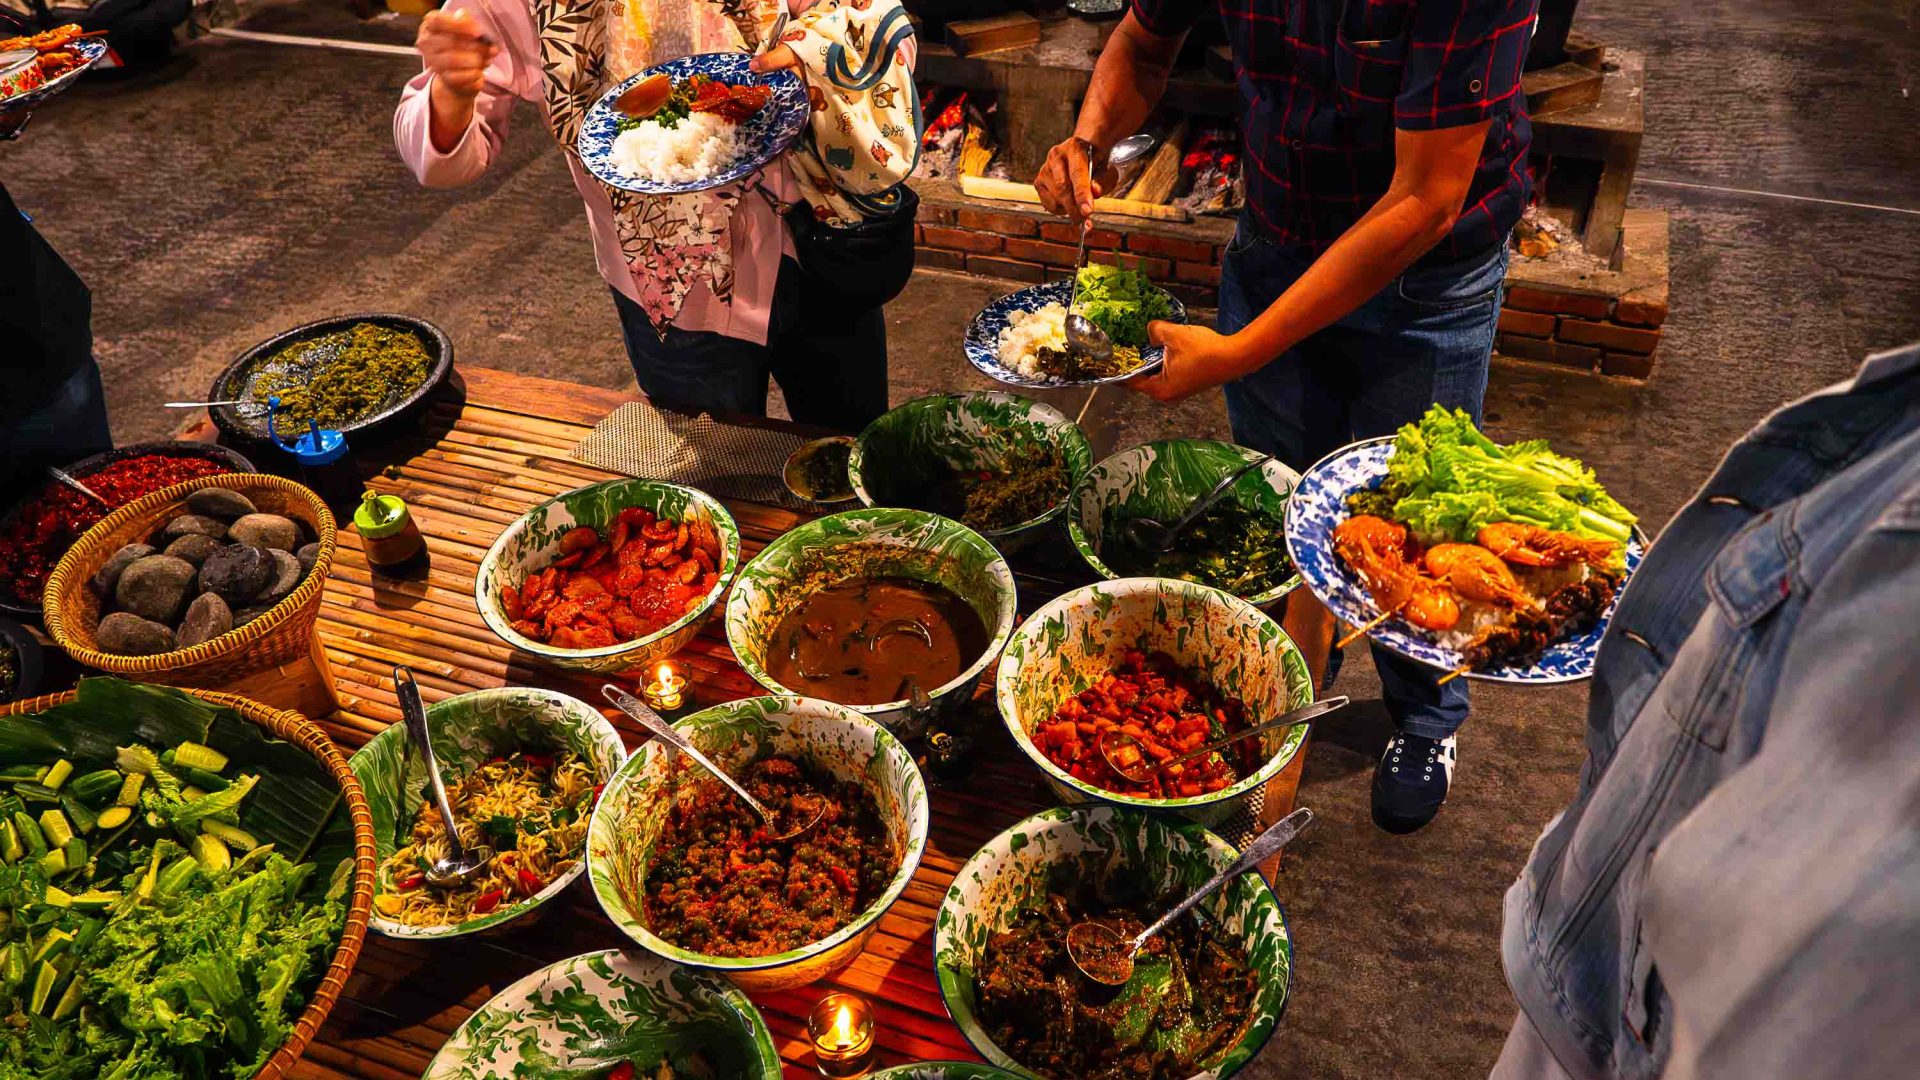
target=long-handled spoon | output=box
[603,683,825,841]
[1063,132,1158,364]
[1097,696,1347,785]
[394,665,493,889]
[1066,807,1315,986]
[45,467,108,507]
[1119,453,1276,554]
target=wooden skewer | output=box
[1436,665,1472,686]
[1335,605,1402,650]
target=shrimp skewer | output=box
[1424,543,1537,609]
[1476,522,1621,569]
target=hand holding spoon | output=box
[1066,807,1314,986]
[1063,133,1158,363]
[395,666,493,889]
[603,683,825,841]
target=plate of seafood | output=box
[1285,407,1643,684]
[0,25,107,114]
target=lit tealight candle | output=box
[808,992,874,1078]
[640,661,685,712]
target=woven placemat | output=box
[569,400,820,510]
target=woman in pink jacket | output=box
[396,0,920,429]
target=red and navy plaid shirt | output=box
[1131,0,1537,264]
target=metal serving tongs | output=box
[602,683,825,841]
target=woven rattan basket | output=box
[0,684,376,1079]
[43,473,336,688]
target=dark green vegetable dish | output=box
[0,679,353,1080]
[1106,500,1293,598]
[249,322,435,430]
[926,440,1071,533]
[976,869,1259,1080]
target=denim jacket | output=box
[1503,343,1920,1080]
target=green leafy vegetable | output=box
[1073,263,1173,348]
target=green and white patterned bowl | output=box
[871,1064,1026,1080]
[849,392,1093,553]
[476,477,741,674]
[934,806,1292,1080]
[725,507,1018,740]
[586,695,930,992]
[424,948,782,1079]
[996,578,1313,827]
[1068,439,1303,609]
[350,686,627,940]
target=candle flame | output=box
[655,663,681,690]
[833,1004,854,1046]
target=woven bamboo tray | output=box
[43,473,337,689]
[0,684,377,1080]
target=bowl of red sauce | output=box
[585,695,929,992]
[995,578,1315,827]
[0,442,253,617]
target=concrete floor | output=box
[5,1,1918,1076]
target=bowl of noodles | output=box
[349,686,626,939]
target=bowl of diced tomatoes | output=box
[995,578,1316,827]
[477,478,741,675]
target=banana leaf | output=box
[207,712,342,864]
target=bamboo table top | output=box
[254,367,1308,1080]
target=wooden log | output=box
[945,12,1041,57]
[1122,117,1189,204]
[959,174,1191,221]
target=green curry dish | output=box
[933,440,1071,533]
[1107,501,1294,599]
[1072,264,1173,348]
[251,322,435,430]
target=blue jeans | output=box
[1217,220,1507,739]
[613,256,889,433]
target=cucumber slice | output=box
[0,819,19,864]
[28,961,58,1014]
[180,786,207,803]
[95,806,132,831]
[190,833,231,873]
[14,783,59,804]
[37,849,66,876]
[11,812,45,857]
[115,773,145,807]
[49,970,85,1020]
[2,942,25,989]
[40,760,73,792]
[29,928,72,966]
[60,796,98,836]
[170,742,229,774]
[69,890,120,912]
[200,820,260,852]
[62,837,86,870]
[36,810,72,849]
[40,886,71,908]
[66,770,122,807]
[183,768,231,793]
[0,765,46,783]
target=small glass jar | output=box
[807,992,874,1078]
[354,490,428,577]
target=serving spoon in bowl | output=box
[394,665,494,889]
[1066,806,1315,986]
[1119,452,1276,555]
[602,683,826,841]
[1063,132,1158,364]
[1097,695,1348,786]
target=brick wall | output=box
[1494,280,1668,378]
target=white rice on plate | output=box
[994,302,1069,380]
[610,112,745,184]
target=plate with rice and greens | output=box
[965,264,1186,389]
[580,53,810,195]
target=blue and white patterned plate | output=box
[964,279,1186,389]
[1285,436,1643,685]
[0,39,107,114]
[578,52,808,195]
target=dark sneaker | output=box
[1371,732,1457,834]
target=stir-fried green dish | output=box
[976,873,1258,1080]
[0,679,351,1080]
[1106,501,1293,598]
[927,440,1070,533]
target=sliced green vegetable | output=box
[37,809,73,849]
[29,928,72,965]
[2,942,25,988]
[185,767,231,792]
[190,833,231,873]
[70,889,120,911]
[50,968,86,1019]
[12,811,45,857]
[62,836,86,869]
[0,819,19,864]
[40,885,71,909]
[171,741,230,773]
[41,759,73,791]
[38,848,66,876]
[201,819,261,852]
[115,772,145,807]
[157,854,200,897]
[28,960,58,1013]
[61,794,98,836]
[95,805,132,831]
[67,769,123,807]
[0,764,46,783]
[15,782,60,804]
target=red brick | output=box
[956,208,1040,238]
[1601,351,1657,379]
[1003,237,1082,267]
[1126,232,1217,263]
[1496,333,1601,370]
[1090,251,1173,278]
[922,206,957,226]
[1503,285,1612,319]
[1559,318,1662,354]
[1039,222,1122,248]
[1161,281,1219,310]
[913,247,968,272]
[1615,286,1669,327]
[1174,261,1222,286]
[1497,307,1557,338]
[912,224,924,244]
[967,255,1047,283]
[921,224,1003,255]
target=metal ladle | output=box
[1063,132,1158,363]
[1120,453,1277,554]
[1066,806,1315,986]
[603,683,826,841]
[1098,696,1348,785]
[394,665,494,889]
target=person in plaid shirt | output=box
[1037,0,1538,834]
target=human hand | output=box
[749,44,800,73]
[1035,137,1119,224]
[417,9,498,100]
[1124,322,1250,402]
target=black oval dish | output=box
[207,313,455,445]
[0,440,256,618]
[0,616,44,705]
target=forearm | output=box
[427,78,478,154]
[1073,17,1180,155]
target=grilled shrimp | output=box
[1476,523,1621,568]
[1425,543,1536,609]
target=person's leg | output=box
[610,288,773,417]
[770,262,890,432]
[0,359,112,505]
